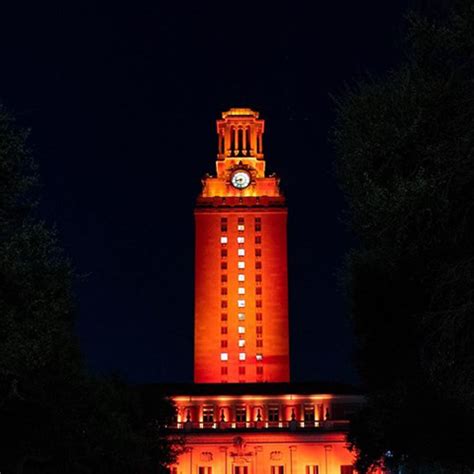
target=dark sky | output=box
[0,2,412,384]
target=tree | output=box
[0,104,180,473]
[333,1,474,472]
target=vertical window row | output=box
[220,217,228,375]
[238,216,245,381]
[255,217,263,376]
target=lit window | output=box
[238,261,245,269]
[239,353,246,361]
[220,236,228,244]
[238,224,245,231]
[238,326,245,334]
[237,236,245,244]
[238,274,245,281]
[238,248,245,256]
[238,287,245,295]
[239,339,245,347]
[238,299,245,307]
[256,353,263,361]
[238,313,245,321]
[220,352,228,361]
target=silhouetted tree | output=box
[0,104,180,473]
[333,1,474,472]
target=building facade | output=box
[165,109,374,474]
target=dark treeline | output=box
[333,0,474,472]
[0,105,181,473]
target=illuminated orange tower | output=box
[194,108,289,383]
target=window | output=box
[221,249,227,257]
[238,299,245,307]
[221,224,227,232]
[238,287,245,295]
[220,236,228,244]
[234,466,248,474]
[202,407,214,423]
[255,274,262,282]
[255,261,262,270]
[238,339,245,347]
[199,468,212,474]
[238,248,245,256]
[255,236,262,244]
[221,340,228,348]
[306,466,319,474]
[256,300,262,308]
[256,340,263,347]
[270,467,283,474]
[255,248,262,257]
[304,405,315,422]
[255,224,261,232]
[256,353,263,361]
[221,313,228,321]
[268,406,279,422]
[221,327,228,335]
[238,261,245,269]
[238,224,245,231]
[239,353,246,361]
[256,326,263,336]
[238,217,244,224]
[169,467,178,474]
[220,352,228,361]
[221,262,227,270]
[238,326,246,334]
[256,287,262,295]
[221,287,227,295]
[221,301,228,308]
[221,218,228,224]
[221,274,227,283]
[236,406,246,422]
[238,313,245,321]
[221,366,228,375]
[257,366,263,375]
[340,467,354,474]
[238,274,245,282]
[238,366,246,375]
[256,312,262,321]
[237,236,245,244]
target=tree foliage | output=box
[333,1,474,472]
[0,105,181,473]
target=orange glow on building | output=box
[158,109,379,474]
[194,108,289,383]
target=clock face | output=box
[231,170,251,189]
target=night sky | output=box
[0,2,412,384]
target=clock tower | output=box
[194,108,289,383]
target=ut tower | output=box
[194,108,289,383]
